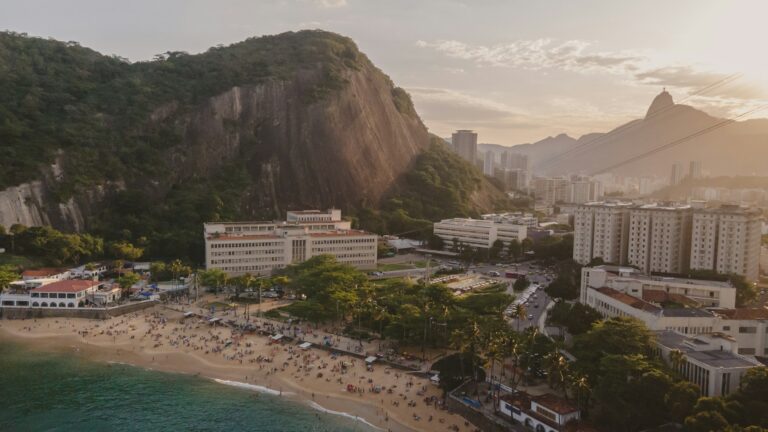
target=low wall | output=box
[0,301,158,320]
[446,382,516,432]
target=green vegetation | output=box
[547,302,601,335]
[0,30,365,190]
[355,140,512,238]
[0,265,20,289]
[0,225,103,266]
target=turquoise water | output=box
[0,343,375,432]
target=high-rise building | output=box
[575,203,762,281]
[573,202,632,265]
[690,160,703,179]
[452,130,478,165]
[566,178,604,204]
[501,151,529,171]
[627,204,692,274]
[483,151,494,175]
[494,168,529,191]
[690,205,762,281]
[533,177,569,205]
[670,162,685,185]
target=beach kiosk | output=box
[299,342,312,350]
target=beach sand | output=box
[0,304,479,432]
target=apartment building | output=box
[690,205,762,282]
[575,203,762,281]
[204,210,377,276]
[452,130,478,164]
[573,202,632,266]
[627,204,692,274]
[433,218,527,249]
[533,177,569,205]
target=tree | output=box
[544,275,579,300]
[572,317,654,379]
[431,352,485,395]
[109,240,144,262]
[510,303,527,332]
[488,239,504,261]
[513,277,530,292]
[199,268,228,295]
[547,302,601,335]
[666,381,700,422]
[427,234,444,250]
[685,411,729,432]
[117,272,141,299]
[508,239,522,261]
[0,265,20,290]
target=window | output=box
[738,327,757,334]
[738,348,755,355]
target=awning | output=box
[208,317,222,323]
[365,356,377,364]
[299,342,312,350]
[183,312,195,317]
[270,334,284,341]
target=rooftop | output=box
[209,234,282,241]
[309,230,374,237]
[30,280,101,293]
[714,308,768,320]
[534,393,579,415]
[590,265,734,289]
[596,287,661,313]
[659,308,714,318]
[22,268,68,277]
[655,330,760,368]
[642,289,700,307]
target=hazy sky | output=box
[2,0,766,144]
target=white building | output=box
[627,203,692,274]
[499,392,580,432]
[565,178,603,204]
[581,266,736,309]
[690,205,762,282]
[433,218,527,250]
[573,202,632,266]
[204,210,377,277]
[21,268,70,281]
[581,266,768,357]
[655,330,761,397]
[482,212,539,228]
[575,203,762,281]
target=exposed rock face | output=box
[0,41,432,230]
[169,63,429,218]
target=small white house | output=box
[499,392,580,432]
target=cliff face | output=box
[0,31,436,232]
[168,63,429,218]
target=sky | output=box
[2,0,767,145]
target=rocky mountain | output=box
[481,90,768,178]
[0,30,506,259]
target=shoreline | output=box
[0,309,477,432]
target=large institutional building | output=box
[574,202,762,281]
[433,217,527,250]
[580,265,766,396]
[204,210,378,276]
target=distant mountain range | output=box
[480,90,768,178]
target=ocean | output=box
[0,342,378,432]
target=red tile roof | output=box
[716,308,768,320]
[642,289,699,307]
[31,280,101,293]
[22,268,68,277]
[596,287,661,313]
[534,393,579,415]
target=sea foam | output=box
[307,401,385,431]
[212,378,294,396]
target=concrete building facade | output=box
[433,218,527,250]
[204,210,377,277]
[451,130,478,165]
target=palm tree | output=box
[545,349,570,399]
[511,303,527,332]
[569,373,592,416]
[669,349,686,376]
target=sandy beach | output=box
[0,303,479,432]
